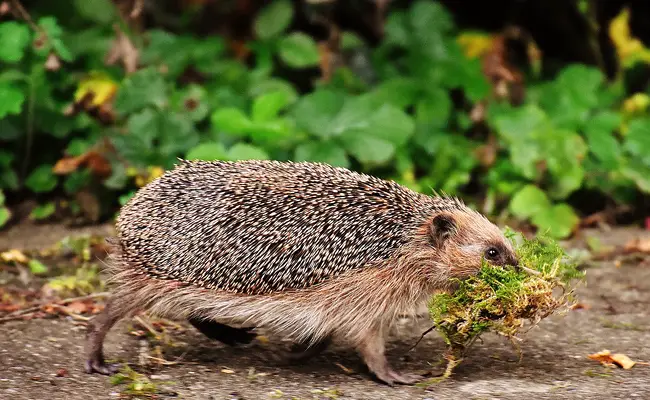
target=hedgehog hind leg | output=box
[84,296,134,375]
[188,317,256,346]
[285,336,332,363]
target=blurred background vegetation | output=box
[1,0,650,239]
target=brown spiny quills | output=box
[86,159,518,385]
[117,160,464,294]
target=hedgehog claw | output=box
[84,358,120,375]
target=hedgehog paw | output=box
[373,368,421,386]
[84,358,120,375]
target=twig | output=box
[0,292,109,323]
[9,0,43,34]
[133,315,162,338]
[407,324,437,352]
[520,265,542,276]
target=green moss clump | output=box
[427,230,584,382]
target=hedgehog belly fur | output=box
[106,237,448,346]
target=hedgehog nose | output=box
[510,258,520,271]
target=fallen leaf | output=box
[623,237,650,253]
[570,302,590,310]
[1,249,29,264]
[335,362,354,374]
[0,2,10,16]
[105,23,139,74]
[55,368,68,377]
[65,301,91,314]
[220,368,235,374]
[588,350,636,369]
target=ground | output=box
[0,223,649,400]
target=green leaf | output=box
[365,104,415,146]
[114,69,167,115]
[73,0,116,24]
[252,91,294,122]
[0,82,25,119]
[119,191,135,206]
[278,33,320,68]
[340,134,395,165]
[509,185,551,220]
[370,78,419,109]
[410,1,453,36]
[294,142,350,168]
[0,207,10,227]
[531,203,579,239]
[0,190,4,205]
[384,11,408,47]
[248,78,298,103]
[545,131,587,199]
[211,108,252,135]
[291,89,345,138]
[330,95,381,136]
[493,104,547,142]
[64,170,91,194]
[0,22,31,63]
[186,143,228,161]
[624,117,650,165]
[30,202,56,220]
[341,32,364,49]
[28,259,49,275]
[621,161,650,193]
[37,17,73,61]
[415,88,451,128]
[227,143,270,161]
[254,0,293,39]
[172,84,209,122]
[583,111,622,169]
[25,165,57,193]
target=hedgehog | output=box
[84,160,518,385]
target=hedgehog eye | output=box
[485,247,500,261]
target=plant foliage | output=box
[0,1,649,235]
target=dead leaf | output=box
[335,362,354,374]
[55,368,68,377]
[220,368,235,374]
[44,53,61,71]
[105,24,139,74]
[588,350,636,369]
[54,150,112,178]
[570,302,590,310]
[65,301,91,314]
[623,237,650,254]
[1,249,29,264]
[0,2,10,15]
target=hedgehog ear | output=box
[429,214,457,247]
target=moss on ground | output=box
[426,230,585,383]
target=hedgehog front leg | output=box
[357,327,421,386]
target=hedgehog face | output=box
[427,210,518,279]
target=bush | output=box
[0,0,649,237]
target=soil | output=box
[0,224,649,400]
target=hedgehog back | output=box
[117,160,459,294]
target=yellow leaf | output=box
[588,349,637,369]
[609,8,650,67]
[622,93,650,115]
[74,71,118,107]
[1,249,29,264]
[457,32,494,59]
